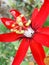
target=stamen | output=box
[12,24,15,27]
[18,22,23,26]
[17,16,21,22]
[20,14,24,17]
[11,29,14,31]
[11,15,32,35]
[11,29,24,34]
[25,20,31,26]
[15,30,24,34]
[16,16,23,26]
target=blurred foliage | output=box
[0,0,49,65]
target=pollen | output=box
[12,24,15,27]
[18,22,23,26]
[11,29,14,31]
[16,16,23,26]
[11,28,24,34]
[17,17,21,22]
[11,15,31,34]
[15,30,24,34]
[25,20,31,26]
[20,14,24,17]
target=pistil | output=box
[24,27,35,38]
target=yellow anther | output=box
[15,30,24,34]
[25,20,31,26]
[11,29,14,31]
[20,14,24,17]
[17,17,21,22]
[12,24,15,27]
[11,29,24,34]
[13,29,17,32]
[18,21,23,26]
[16,16,23,26]
[14,29,24,34]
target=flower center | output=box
[11,14,33,36]
[24,27,35,38]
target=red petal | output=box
[37,27,49,35]
[0,32,23,42]
[31,8,39,28]
[33,33,49,47]
[12,38,29,65]
[21,17,27,24]
[30,39,46,65]
[31,8,39,20]
[1,18,15,29]
[10,9,21,18]
[32,2,49,30]
[10,9,27,23]
[45,0,49,2]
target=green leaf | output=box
[0,23,7,32]
[21,61,29,65]
[11,40,21,50]
[44,47,49,53]
[44,16,49,26]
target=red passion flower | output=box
[0,0,49,65]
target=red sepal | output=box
[33,33,49,47]
[37,27,49,35]
[44,0,49,2]
[1,18,15,29]
[12,38,29,65]
[32,2,49,30]
[0,32,23,42]
[30,39,46,65]
[10,9,21,18]
[31,8,39,29]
